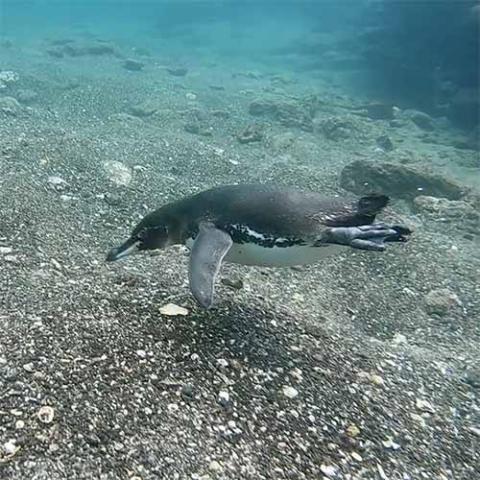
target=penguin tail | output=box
[357,194,389,216]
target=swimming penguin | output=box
[106,184,411,308]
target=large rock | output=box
[340,160,465,200]
[249,98,313,131]
[413,195,479,234]
[424,288,461,316]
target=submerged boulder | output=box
[340,160,465,200]
[248,98,313,131]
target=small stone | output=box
[351,452,363,462]
[424,288,461,316]
[0,246,13,255]
[376,135,394,151]
[382,438,401,450]
[209,460,222,472]
[37,405,55,424]
[159,303,189,316]
[410,413,427,427]
[3,439,18,455]
[123,58,144,71]
[180,383,194,399]
[370,374,385,386]
[186,92,197,100]
[0,96,21,115]
[282,385,299,399]
[468,426,480,437]
[346,424,360,438]
[23,363,35,373]
[48,176,68,190]
[15,420,25,429]
[217,390,230,407]
[136,350,147,358]
[216,358,229,368]
[167,66,188,77]
[103,160,132,187]
[416,398,435,413]
[320,464,337,477]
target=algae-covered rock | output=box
[424,288,461,316]
[340,160,465,200]
[413,196,479,234]
[0,96,22,116]
[249,98,313,131]
[237,124,264,144]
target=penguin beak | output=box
[106,238,140,262]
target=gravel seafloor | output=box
[0,40,479,480]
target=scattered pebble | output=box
[22,363,35,373]
[37,405,55,424]
[217,390,230,407]
[351,452,363,462]
[123,58,144,71]
[416,398,435,413]
[424,288,461,316]
[208,460,222,472]
[382,438,401,450]
[0,247,13,255]
[159,303,189,316]
[136,350,147,358]
[346,424,360,438]
[320,464,337,477]
[282,385,299,399]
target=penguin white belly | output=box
[224,241,344,267]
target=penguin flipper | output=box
[189,222,233,308]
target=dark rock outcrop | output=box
[340,160,466,200]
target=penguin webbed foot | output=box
[323,224,412,252]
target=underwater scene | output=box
[0,1,479,479]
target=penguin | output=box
[106,184,411,308]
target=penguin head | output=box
[106,215,171,262]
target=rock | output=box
[317,116,358,141]
[16,89,38,104]
[62,40,117,57]
[23,363,35,372]
[0,247,13,255]
[249,98,313,131]
[340,160,465,200]
[237,124,263,144]
[413,196,479,234]
[282,385,299,399]
[0,70,19,89]
[0,96,22,115]
[185,92,197,100]
[217,390,231,408]
[355,102,395,120]
[123,58,144,71]
[47,175,69,190]
[130,101,159,117]
[407,110,435,131]
[376,134,394,151]
[167,67,188,77]
[159,303,189,316]
[463,368,480,389]
[221,278,243,290]
[103,161,132,187]
[346,424,360,438]
[37,406,55,424]
[424,288,461,316]
[209,461,222,472]
[415,398,435,413]
[320,465,337,477]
